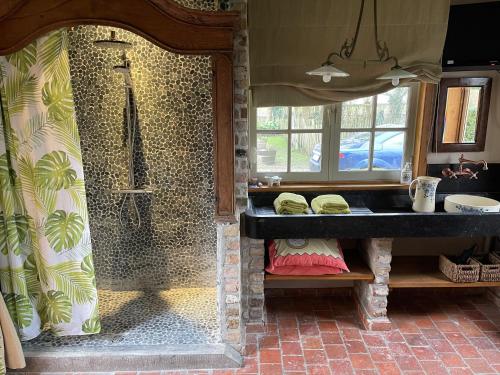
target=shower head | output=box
[94,31,132,50]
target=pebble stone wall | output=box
[68,22,218,289]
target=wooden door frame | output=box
[0,0,239,219]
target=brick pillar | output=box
[355,238,393,331]
[241,237,265,324]
[218,222,243,350]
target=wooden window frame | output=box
[434,77,492,153]
[0,0,239,220]
[248,83,437,192]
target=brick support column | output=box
[241,237,265,324]
[355,238,393,331]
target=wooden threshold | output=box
[389,256,500,288]
[264,253,373,282]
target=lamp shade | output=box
[377,65,417,86]
[306,64,350,83]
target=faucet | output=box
[442,154,488,179]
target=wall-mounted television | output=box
[443,1,500,71]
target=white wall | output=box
[428,70,500,164]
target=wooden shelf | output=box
[264,253,374,282]
[389,256,500,288]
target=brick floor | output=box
[11,292,499,374]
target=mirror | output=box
[434,77,492,152]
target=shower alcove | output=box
[0,0,240,371]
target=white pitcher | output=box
[409,176,441,213]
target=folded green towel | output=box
[273,192,309,215]
[311,194,351,214]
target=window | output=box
[251,85,419,182]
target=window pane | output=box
[291,106,323,129]
[463,87,481,143]
[256,133,288,172]
[376,87,409,128]
[256,107,288,130]
[341,97,373,129]
[291,133,322,172]
[373,131,405,170]
[339,132,371,171]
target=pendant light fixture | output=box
[306,0,416,86]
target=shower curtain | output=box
[0,29,100,340]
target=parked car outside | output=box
[309,131,404,171]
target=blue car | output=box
[309,131,404,171]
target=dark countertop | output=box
[244,190,500,239]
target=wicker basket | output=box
[439,254,480,283]
[470,253,500,282]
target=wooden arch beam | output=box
[0,0,238,55]
[0,0,238,218]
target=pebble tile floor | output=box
[12,292,500,374]
[23,288,219,349]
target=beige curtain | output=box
[249,0,450,107]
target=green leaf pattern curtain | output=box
[0,30,100,340]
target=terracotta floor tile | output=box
[368,347,394,362]
[420,329,445,340]
[374,361,401,375]
[306,365,331,375]
[259,349,281,364]
[324,344,348,360]
[329,360,354,375]
[394,356,422,372]
[282,342,303,356]
[448,368,474,375]
[304,350,328,365]
[403,334,428,347]
[259,335,279,349]
[411,347,438,361]
[414,317,435,329]
[435,321,461,332]
[454,344,481,358]
[300,324,320,337]
[385,331,405,343]
[283,355,306,372]
[388,342,413,356]
[281,328,301,341]
[474,320,498,332]
[259,363,283,375]
[318,321,339,332]
[428,339,455,353]
[465,358,496,373]
[361,334,386,347]
[468,337,495,350]
[481,349,500,365]
[438,353,466,367]
[444,332,469,345]
[321,333,343,345]
[302,336,324,350]
[341,328,362,341]
[418,360,448,375]
[349,354,374,370]
[345,340,367,354]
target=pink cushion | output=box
[265,240,350,276]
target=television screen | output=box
[443,2,500,70]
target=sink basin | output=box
[444,194,500,213]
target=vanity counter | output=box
[244,190,500,239]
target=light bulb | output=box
[322,74,332,83]
[391,77,400,86]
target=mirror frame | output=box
[434,77,492,153]
[0,0,239,220]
